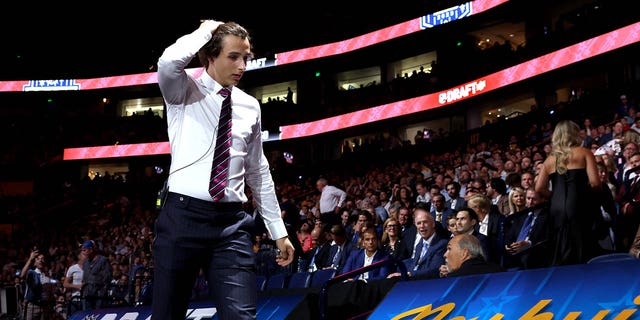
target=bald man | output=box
[440,234,503,278]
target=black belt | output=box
[168,192,242,211]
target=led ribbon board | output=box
[0,0,507,93]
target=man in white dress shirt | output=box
[317,177,347,225]
[153,20,294,320]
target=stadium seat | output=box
[288,271,312,288]
[265,272,288,290]
[587,253,635,264]
[311,268,336,288]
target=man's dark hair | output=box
[505,173,521,189]
[358,210,372,222]
[330,224,346,237]
[198,22,251,67]
[447,181,461,193]
[415,201,430,211]
[458,207,479,222]
[489,177,507,195]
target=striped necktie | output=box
[414,239,428,270]
[517,212,535,242]
[332,245,341,268]
[209,87,232,201]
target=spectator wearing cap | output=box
[81,240,112,311]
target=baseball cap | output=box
[82,240,96,249]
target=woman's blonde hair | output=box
[381,217,400,244]
[551,120,582,175]
[508,186,526,214]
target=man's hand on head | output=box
[199,19,224,33]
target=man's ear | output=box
[461,248,471,260]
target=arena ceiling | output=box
[0,1,466,80]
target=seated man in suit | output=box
[454,207,490,258]
[446,181,466,211]
[502,189,551,270]
[440,233,504,278]
[325,224,355,275]
[487,177,509,215]
[398,206,418,258]
[388,207,448,280]
[349,210,373,247]
[340,228,391,281]
[306,225,333,272]
[430,194,456,232]
[467,194,504,265]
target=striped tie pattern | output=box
[209,88,232,201]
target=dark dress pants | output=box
[152,193,256,320]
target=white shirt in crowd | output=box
[319,185,347,213]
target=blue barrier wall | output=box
[66,259,640,319]
[67,293,307,320]
[370,259,640,319]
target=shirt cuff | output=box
[266,221,288,240]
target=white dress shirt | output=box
[479,215,489,236]
[416,194,429,203]
[319,185,347,213]
[157,26,287,240]
[360,251,376,280]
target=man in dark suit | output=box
[423,184,443,213]
[399,206,419,258]
[340,228,391,281]
[502,190,551,270]
[441,234,504,278]
[445,181,466,211]
[306,225,333,272]
[467,194,504,265]
[348,210,372,246]
[429,194,456,231]
[326,224,355,274]
[389,207,447,280]
[487,177,509,215]
[415,201,451,242]
[453,207,490,258]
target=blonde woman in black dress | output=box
[381,217,409,261]
[535,120,602,265]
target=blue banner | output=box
[68,293,306,320]
[370,259,640,319]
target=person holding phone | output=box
[20,249,56,320]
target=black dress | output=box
[549,168,600,265]
[382,238,410,261]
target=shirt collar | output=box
[199,70,231,94]
[423,232,436,246]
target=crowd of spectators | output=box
[0,87,639,320]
